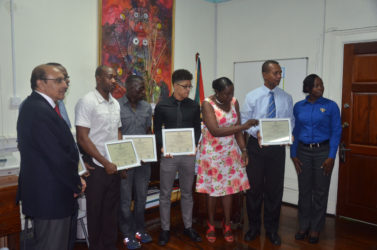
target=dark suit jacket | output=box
[17,91,81,219]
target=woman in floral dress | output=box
[196,77,258,243]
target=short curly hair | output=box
[172,69,193,84]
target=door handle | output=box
[342,122,349,128]
[339,142,351,163]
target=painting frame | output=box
[99,0,175,102]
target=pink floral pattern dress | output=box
[196,97,250,197]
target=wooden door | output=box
[337,42,377,224]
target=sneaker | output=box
[124,237,141,249]
[135,231,152,243]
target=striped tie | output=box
[267,91,276,118]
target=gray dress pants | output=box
[159,155,196,230]
[33,216,71,250]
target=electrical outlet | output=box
[10,96,21,108]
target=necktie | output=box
[177,101,182,127]
[267,91,276,118]
[54,105,62,118]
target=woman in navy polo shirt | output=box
[291,74,342,244]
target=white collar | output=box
[94,89,114,104]
[35,90,56,108]
[262,85,279,93]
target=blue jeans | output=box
[119,163,151,237]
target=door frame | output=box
[321,27,377,215]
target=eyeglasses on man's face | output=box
[41,76,70,84]
[176,83,193,90]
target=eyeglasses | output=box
[176,83,193,90]
[41,77,69,84]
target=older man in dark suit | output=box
[17,64,85,250]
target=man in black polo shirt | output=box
[154,69,202,246]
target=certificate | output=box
[105,139,140,170]
[162,128,195,156]
[78,154,88,176]
[259,118,292,145]
[122,135,157,162]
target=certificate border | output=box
[259,118,292,145]
[105,139,140,170]
[78,153,88,176]
[122,135,157,162]
[162,128,195,156]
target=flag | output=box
[194,53,205,104]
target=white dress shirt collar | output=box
[35,90,56,108]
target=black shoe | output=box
[295,230,308,240]
[158,230,170,246]
[266,232,281,245]
[244,229,260,242]
[308,233,319,244]
[183,227,202,242]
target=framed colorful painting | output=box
[99,0,174,102]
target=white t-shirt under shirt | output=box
[75,89,121,167]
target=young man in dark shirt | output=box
[154,69,202,246]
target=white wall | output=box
[326,0,377,31]
[0,0,215,138]
[0,0,98,138]
[217,0,325,79]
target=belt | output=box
[299,140,329,148]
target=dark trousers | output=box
[32,216,71,250]
[85,164,120,250]
[159,155,196,230]
[245,136,285,233]
[68,200,78,250]
[119,163,151,237]
[296,143,331,232]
